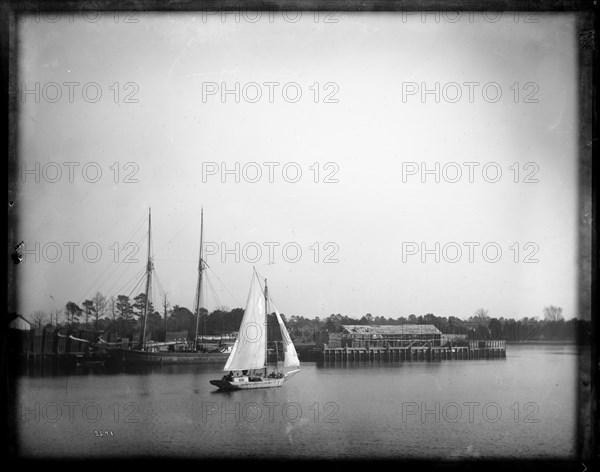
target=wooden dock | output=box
[9,326,96,366]
[322,340,506,363]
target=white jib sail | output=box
[223,272,266,371]
[271,301,300,369]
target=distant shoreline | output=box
[293,340,579,349]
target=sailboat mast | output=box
[193,207,204,351]
[264,277,268,373]
[141,207,152,349]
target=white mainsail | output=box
[272,302,300,368]
[223,272,266,371]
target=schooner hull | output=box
[110,348,229,365]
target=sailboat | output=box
[108,208,230,365]
[210,269,300,390]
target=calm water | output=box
[15,344,577,459]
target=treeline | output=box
[60,294,249,342]
[27,297,592,345]
[285,310,592,344]
[27,291,283,343]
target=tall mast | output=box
[140,207,152,349]
[264,276,268,373]
[193,207,204,351]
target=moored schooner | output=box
[210,269,300,390]
[108,208,230,365]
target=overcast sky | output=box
[15,11,580,321]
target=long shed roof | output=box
[341,324,442,335]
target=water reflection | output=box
[13,345,578,459]
[13,359,227,378]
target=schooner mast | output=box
[140,207,153,349]
[264,277,269,375]
[193,207,204,351]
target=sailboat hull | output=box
[210,377,286,390]
[210,370,299,390]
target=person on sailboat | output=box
[222,371,234,381]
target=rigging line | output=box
[150,230,172,304]
[80,253,146,307]
[133,231,149,252]
[206,273,224,313]
[102,263,146,301]
[103,271,142,304]
[255,268,269,283]
[153,217,197,258]
[80,215,146,296]
[85,219,148,297]
[255,271,286,317]
[148,271,162,309]
[125,272,147,301]
[110,263,146,298]
[79,214,147,300]
[206,265,243,307]
[114,270,147,304]
[255,269,285,320]
[153,270,166,300]
[100,228,149,292]
[103,225,153,297]
[86,250,143,302]
[268,295,281,313]
[206,274,220,309]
